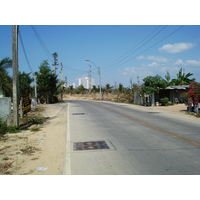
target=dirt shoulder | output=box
[0,102,67,175]
[142,103,200,120]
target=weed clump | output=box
[0,118,22,134]
[29,116,45,125]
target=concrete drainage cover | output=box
[74,141,110,151]
[147,112,160,114]
[72,113,86,115]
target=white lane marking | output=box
[63,102,71,175]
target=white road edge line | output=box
[63,102,71,175]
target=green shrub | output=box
[166,102,174,106]
[0,118,22,134]
[29,116,45,124]
[160,97,169,105]
[0,118,8,135]
[7,126,22,133]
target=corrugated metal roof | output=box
[165,85,189,90]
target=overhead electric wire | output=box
[18,26,33,73]
[103,25,185,72]
[31,25,53,62]
[104,25,165,68]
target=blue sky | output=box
[1,25,200,88]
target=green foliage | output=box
[171,68,195,85]
[68,85,74,95]
[77,85,86,95]
[141,75,167,95]
[18,71,33,99]
[92,85,97,93]
[160,97,169,104]
[29,116,45,124]
[160,97,173,106]
[0,118,22,134]
[0,57,12,97]
[36,60,58,103]
[118,83,124,93]
[0,118,8,134]
[165,71,171,83]
[105,84,112,95]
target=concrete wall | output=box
[0,97,11,125]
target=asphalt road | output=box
[64,100,200,175]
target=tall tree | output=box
[141,75,167,94]
[0,57,12,97]
[36,60,58,103]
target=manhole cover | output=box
[147,112,160,114]
[72,113,86,115]
[74,141,110,151]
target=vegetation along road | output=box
[64,100,200,175]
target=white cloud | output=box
[122,67,137,75]
[175,59,184,65]
[186,60,200,66]
[159,42,195,53]
[174,59,200,67]
[136,55,168,63]
[148,62,159,67]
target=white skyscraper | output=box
[78,77,95,89]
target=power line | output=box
[103,25,184,72]
[18,26,33,73]
[104,25,164,68]
[31,25,53,62]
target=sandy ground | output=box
[0,97,198,175]
[0,102,67,175]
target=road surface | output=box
[64,100,200,175]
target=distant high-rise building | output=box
[78,77,95,89]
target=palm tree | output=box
[0,57,12,97]
[117,83,124,101]
[18,71,33,100]
[171,68,195,85]
[105,83,111,95]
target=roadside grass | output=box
[0,105,46,135]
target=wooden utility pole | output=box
[12,25,19,127]
[60,62,63,82]
[34,72,37,101]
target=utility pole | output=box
[65,76,68,87]
[34,72,37,101]
[85,59,102,100]
[88,65,92,94]
[98,66,102,100]
[60,62,63,82]
[52,52,59,74]
[137,76,140,86]
[12,25,19,127]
